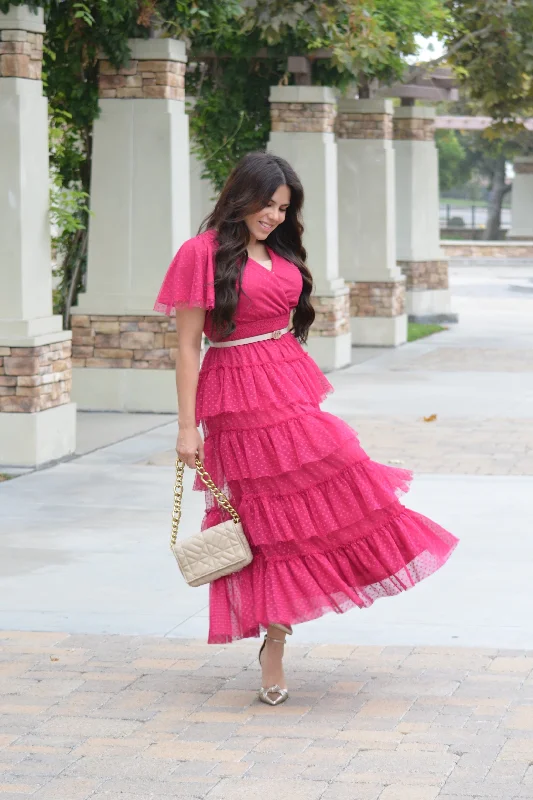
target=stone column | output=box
[337,98,407,346]
[509,157,533,240]
[71,39,190,412]
[0,5,75,467]
[393,106,456,323]
[268,86,351,371]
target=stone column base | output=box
[306,292,352,371]
[398,259,458,324]
[407,290,458,324]
[0,402,76,468]
[72,368,176,413]
[351,315,407,347]
[0,333,75,466]
[348,280,407,346]
[306,334,352,373]
[71,313,178,412]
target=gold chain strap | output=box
[171,456,240,548]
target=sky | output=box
[411,34,446,64]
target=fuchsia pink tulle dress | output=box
[155,230,458,644]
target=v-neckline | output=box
[248,246,274,273]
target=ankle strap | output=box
[265,633,286,644]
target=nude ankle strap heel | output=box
[258,633,289,706]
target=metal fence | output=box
[439,204,512,230]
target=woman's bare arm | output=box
[174,307,206,468]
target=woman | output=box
[155,151,458,706]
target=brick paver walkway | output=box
[2,631,533,799]
[400,348,533,372]
[140,415,533,476]
[349,417,533,475]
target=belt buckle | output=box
[272,329,282,340]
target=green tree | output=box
[458,130,531,240]
[430,1,533,239]
[443,0,533,124]
[436,123,532,239]
[435,129,468,191]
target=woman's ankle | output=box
[267,625,288,641]
[270,623,293,636]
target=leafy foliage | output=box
[0,0,40,9]
[436,129,468,191]
[172,0,446,188]
[444,0,533,124]
[240,0,446,85]
[186,57,285,194]
[9,0,530,312]
[49,109,91,323]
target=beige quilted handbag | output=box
[170,456,253,587]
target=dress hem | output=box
[207,509,459,644]
[207,538,458,644]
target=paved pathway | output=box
[328,266,533,477]
[1,630,533,799]
[1,264,533,797]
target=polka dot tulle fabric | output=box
[155,231,459,643]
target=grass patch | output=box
[0,473,13,482]
[408,323,446,342]
[441,197,511,209]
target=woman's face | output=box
[244,184,291,242]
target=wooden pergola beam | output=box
[190,49,332,61]
[436,115,533,131]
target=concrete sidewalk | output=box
[1,265,532,647]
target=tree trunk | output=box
[483,155,510,240]
[357,76,378,99]
[358,74,370,98]
[63,229,88,330]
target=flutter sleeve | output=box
[154,234,215,315]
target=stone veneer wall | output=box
[337,112,392,140]
[442,243,533,259]
[0,27,42,79]
[393,117,435,141]
[309,294,350,337]
[0,341,72,413]
[71,316,177,370]
[347,281,406,318]
[98,58,185,100]
[270,103,336,133]
[397,260,449,291]
[514,162,533,175]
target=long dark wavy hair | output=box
[201,151,315,342]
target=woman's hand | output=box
[176,424,204,469]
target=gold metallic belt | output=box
[208,327,289,348]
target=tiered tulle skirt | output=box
[195,333,458,644]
